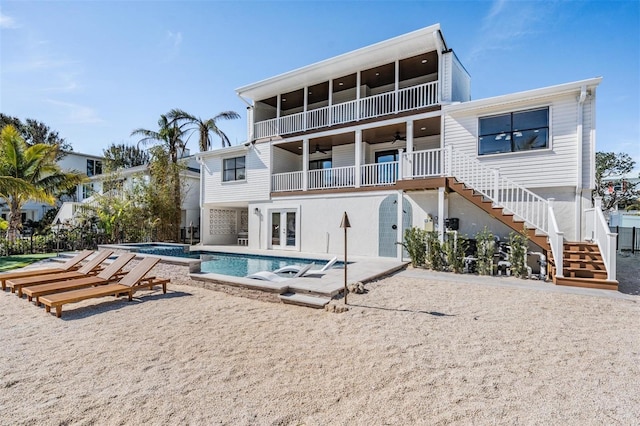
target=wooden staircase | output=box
[445,178,618,291]
[446,178,549,251]
[550,242,618,290]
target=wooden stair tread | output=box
[555,276,618,290]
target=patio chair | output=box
[22,253,136,304]
[0,250,93,291]
[6,250,114,297]
[246,262,314,282]
[39,256,169,318]
[274,256,338,276]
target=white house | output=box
[55,153,201,234]
[0,151,104,224]
[197,24,616,289]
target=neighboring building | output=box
[0,151,104,224]
[196,24,615,288]
[54,152,201,232]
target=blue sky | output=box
[1,0,638,171]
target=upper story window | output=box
[478,107,549,156]
[87,159,103,177]
[223,156,246,182]
[309,159,332,170]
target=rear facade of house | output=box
[197,24,616,289]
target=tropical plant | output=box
[508,228,529,278]
[426,231,445,271]
[0,114,73,155]
[444,233,468,274]
[0,125,85,240]
[475,227,495,276]
[401,226,428,267]
[594,151,639,211]
[131,114,187,241]
[103,143,150,171]
[167,108,240,151]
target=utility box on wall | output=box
[445,218,459,231]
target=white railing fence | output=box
[271,171,303,192]
[308,166,355,190]
[547,199,564,277]
[404,148,443,178]
[361,162,398,187]
[254,81,439,139]
[585,197,617,281]
[445,146,549,233]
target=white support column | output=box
[303,86,308,132]
[397,148,404,182]
[406,120,414,153]
[396,190,404,260]
[437,186,448,242]
[394,60,399,113]
[355,130,362,188]
[356,71,361,120]
[276,94,281,134]
[302,138,309,191]
[328,80,333,125]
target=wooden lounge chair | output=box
[7,250,114,297]
[39,257,169,318]
[23,253,136,304]
[0,250,93,291]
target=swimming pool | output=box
[188,252,330,277]
[100,243,338,278]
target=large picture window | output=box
[223,156,246,182]
[478,107,549,155]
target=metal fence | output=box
[612,226,640,253]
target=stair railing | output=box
[547,198,564,277]
[585,197,617,281]
[444,145,549,233]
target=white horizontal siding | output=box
[202,145,270,204]
[272,145,300,173]
[444,92,582,189]
[441,52,452,103]
[332,144,355,168]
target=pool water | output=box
[190,252,323,277]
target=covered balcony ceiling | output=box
[258,51,439,109]
[274,117,441,154]
[237,24,444,101]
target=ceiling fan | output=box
[314,143,331,154]
[390,131,407,144]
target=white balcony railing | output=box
[361,162,398,187]
[271,171,303,192]
[254,81,439,139]
[308,166,355,190]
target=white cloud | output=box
[0,11,19,29]
[468,0,553,60]
[162,30,183,62]
[45,99,103,124]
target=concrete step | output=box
[279,292,331,309]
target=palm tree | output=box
[167,108,240,151]
[131,115,187,241]
[0,125,85,239]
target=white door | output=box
[270,209,297,250]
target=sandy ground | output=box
[0,256,639,425]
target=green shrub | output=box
[426,231,445,271]
[508,228,529,278]
[475,227,495,276]
[444,233,468,274]
[402,227,428,267]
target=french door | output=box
[270,209,297,250]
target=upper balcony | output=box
[252,51,441,140]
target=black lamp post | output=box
[340,212,351,305]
